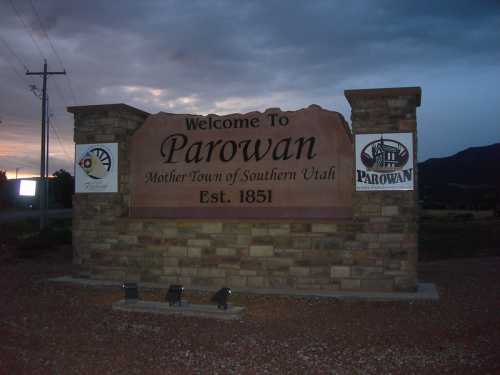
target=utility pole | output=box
[26,59,65,230]
[46,95,50,211]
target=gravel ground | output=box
[0,249,499,374]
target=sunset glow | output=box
[1,1,499,181]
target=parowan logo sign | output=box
[75,143,118,193]
[360,138,409,172]
[355,133,414,191]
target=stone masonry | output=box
[345,87,421,291]
[68,87,421,292]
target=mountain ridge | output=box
[418,142,499,209]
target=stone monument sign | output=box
[69,87,421,292]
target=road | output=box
[0,209,72,222]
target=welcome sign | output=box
[129,106,353,219]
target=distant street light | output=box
[19,180,37,197]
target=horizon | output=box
[8,139,500,180]
[1,1,500,179]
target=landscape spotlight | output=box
[122,282,139,300]
[211,287,231,310]
[166,284,184,306]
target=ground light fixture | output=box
[166,284,184,306]
[211,287,231,310]
[122,282,139,300]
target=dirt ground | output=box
[0,246,499,375]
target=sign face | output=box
[130,106,353,219]
[19,180,37,196]
[355,133,414,191]
[75,143,118,193]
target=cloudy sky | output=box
[1,0,499,178]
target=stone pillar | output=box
[344,87,421,291]
[68,104,149,278]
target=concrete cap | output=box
[344,87,421,107]
[67,103,150,118]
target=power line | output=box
[49,122,72,161]
[0,34,36,86]
[47,103,72,161]
[0,47,29,84]
[28,0,62,67]
[28,0,78,105]
[65,74,78,105]
[0,33,29,71]
[7,0,46,60]
[51,76,71,108]
[7,0,73,107]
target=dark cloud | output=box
[1,0,499,177]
